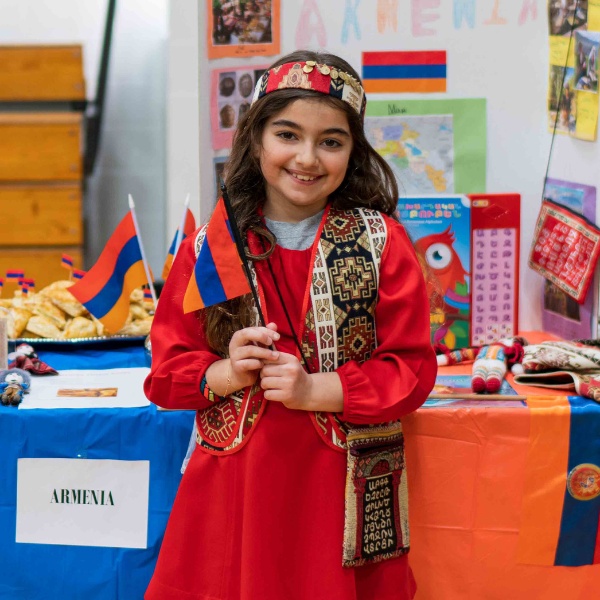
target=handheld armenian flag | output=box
[183,193,251,313]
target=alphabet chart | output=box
[469,194,520,346]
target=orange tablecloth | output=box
[404,332,598,599]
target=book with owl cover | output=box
[398,195,471,349]
[468,193,521,346]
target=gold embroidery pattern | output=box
[278,63,312,90]
[307,208,386,449]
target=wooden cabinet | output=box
[0,46,85,290]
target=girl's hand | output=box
[259,352,313,410]
[228,322,280,390]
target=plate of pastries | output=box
[0,281,154,343]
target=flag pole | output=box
[128,194,158,309]
[174,193,191,258]
[220,183,266,327]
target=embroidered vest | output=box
[194,206,392,455]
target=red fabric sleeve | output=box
[143,230,221,410]
[337,216,437,423]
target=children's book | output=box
[424,374,525,407]
[468,193,521,346]
[398,195,471,349]
[430,374,519,398]
[540,178,597,340]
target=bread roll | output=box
[63,316,97,339]
[25,315,62,339]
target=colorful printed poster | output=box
[529,199,600,303]
[398,195,471,349]
[210,65,267,150]
[207,0,280,59]
[365,99,486,194]
[361,51,447,94]
[541,178,597,339]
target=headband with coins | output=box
[251,60,367,117]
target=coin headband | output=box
[251,60,367,116]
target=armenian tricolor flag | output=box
[61,253,74,270]
[183,198,250,313]
[162,208,197,280]
[362,51,447,93]
[72,268,86,280]
[6,270,24,282]
[68,211,149,333]
[517,396,600,566]
[0,278,3,295]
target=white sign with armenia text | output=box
[16,458,149,548]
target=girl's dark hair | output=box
[204,50,399,355]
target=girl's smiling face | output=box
[258,98,353,222]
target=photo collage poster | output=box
[548,0,600,140]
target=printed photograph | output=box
[211,66,266,149]
[544,279,581,320]
[213,155,229,200]
[207,0,279,58]
[575,30,599,92]
[548,0,588,37]
[548,65,577,133]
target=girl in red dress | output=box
[144,50,437,600]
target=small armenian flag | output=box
[362,51,447,93]
[61,253,74,270]
[6,270,24,282]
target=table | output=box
[406,334,599,600]
[1,336,599,599]
[0,341,195,600]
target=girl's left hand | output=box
[259,352,312,410]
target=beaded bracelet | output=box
[200,374,224,403]
[199,361,232,402]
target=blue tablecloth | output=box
[0,341,195,600]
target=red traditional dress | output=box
[144,207,436,600]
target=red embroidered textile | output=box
[144,215,435,600]
[529,200,600,303]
